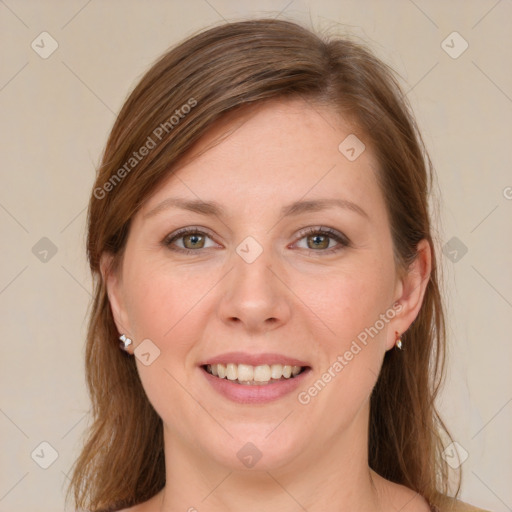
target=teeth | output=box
[205,363,304,384]
[270,364,282,379]
[237,364,254,381]
[254,364,271,382]
[226,363,237,381]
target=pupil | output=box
[187,234,202,248]
[310,235,326,249]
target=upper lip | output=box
[199,352,311,368]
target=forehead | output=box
[140,97,382,219]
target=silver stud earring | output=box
[119,334,133,351]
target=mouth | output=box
[201,363,309,386]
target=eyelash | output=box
[162,226,350,256]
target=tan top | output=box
[431,497,492,512]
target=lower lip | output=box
[200,366,312,404]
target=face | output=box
[104,97,429,474]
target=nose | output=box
[217,244,292,335]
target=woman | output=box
[67,18,490,512]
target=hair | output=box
[67,17,461,512]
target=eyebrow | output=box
[143,197,369,220]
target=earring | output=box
[119,334,133,351]
[395,331,403,350]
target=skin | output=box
[103,97,432,512]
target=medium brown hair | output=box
[68,18,460,511]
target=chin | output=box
[202,426,307,472]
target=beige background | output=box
[1,1,511,511]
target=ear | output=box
[386,239,432,351]
[100,252,134,354]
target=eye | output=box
[163,227,218,254]
[293,226,350,255]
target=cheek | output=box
[123,260,216,349]
[295,268,394,417]
[297,261,394,348]
[123,264,210,427]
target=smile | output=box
[203,363,306,385]
[200,363,312,404]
